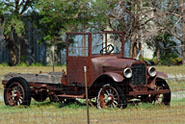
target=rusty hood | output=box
[91,56,145,72]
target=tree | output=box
[35,0,85,64]
[1,0,183,65]
[0,0,36,65]
[152,31,179,65]
[91,0,156,57]
[91,0,184,64]
[178,0,185,64]
[35,0,107,64]
[141,0,184,64]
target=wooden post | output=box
[84,66,90,124]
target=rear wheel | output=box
[4,77,31,106]
[97,83,127,109]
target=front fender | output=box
[156,71,168,79]
[98,72,124,82]
[148,72,168,89]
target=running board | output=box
[57,94,85,99]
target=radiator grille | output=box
[131,64,146,85]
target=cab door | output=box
[66,33,92,86]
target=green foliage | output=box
[16,62,28,67]
[0,62,45,67]
[37,0,80,41]
[2,15,25,37]
[20,56,27,63]
[168,57,182,65]
[0,62,9,67]
[153,32,180,65]
[16,62,46,67]
[31,63,44,66]
[36,0,109,45]
[141,57,158,65]
[0,0,37,65]
[35,0,89,52]
[0,0,35,37]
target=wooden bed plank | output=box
[4,72,63,84]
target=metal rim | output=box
[147,84,167,104]
[97,84,121,108]
[5,82,25,106]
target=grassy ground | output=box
[0,100,184,124]
[155,65,185,75]
[0,66,184,124]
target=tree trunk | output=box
[56,50,61,65]
[5,29,22,66]
[6,39,19,66]
[128,39,132,58]
[179,0,185,64]
[156,42,160,64]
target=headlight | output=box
[123,67,132,78]
[148,66,156,77]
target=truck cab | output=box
[62,31,171,108]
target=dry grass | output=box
[0,100,184,124]
[0,66,64,76]
[0,66,185,124]
[155,65,185,75]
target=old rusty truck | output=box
[2,31,171,108]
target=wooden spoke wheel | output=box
[153,81,171,105]
[97,83,127,109]
[146,81,171,105]
[4,77,31,106]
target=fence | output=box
[0,66,185,124]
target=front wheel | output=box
[145,80,171,105]
[153,81,171,105]
[97,83,127,109]
[4,77,31,106]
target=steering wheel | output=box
[100,44,114,55]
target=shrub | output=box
[31,63,44,66]
[0,62,9,67]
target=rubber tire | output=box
[97,83,127,109]
[4,77,31,106]
[156,81,171,105]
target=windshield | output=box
[92,33,123,55]
[67,32,124,57]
